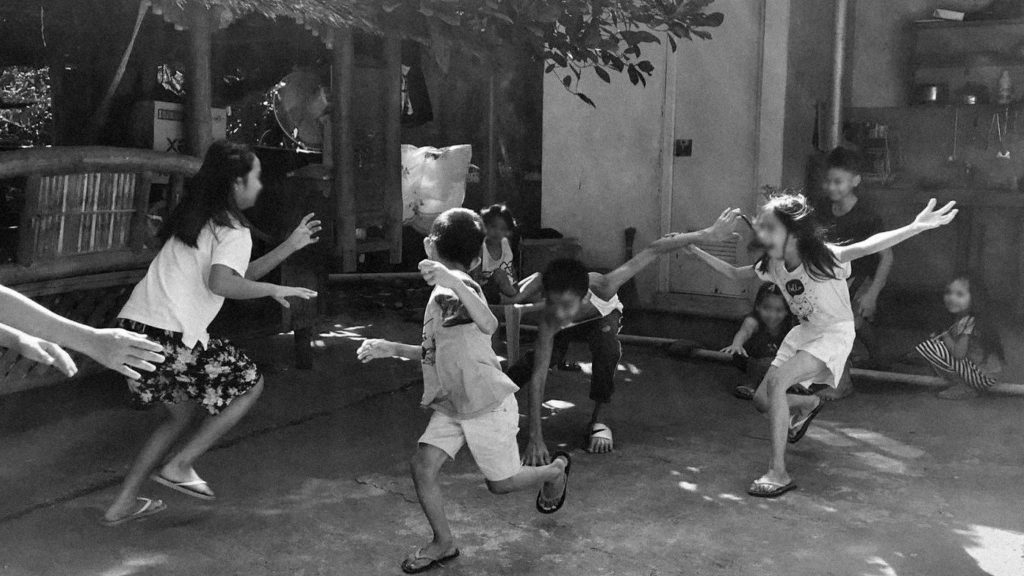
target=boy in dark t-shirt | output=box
[819,148,893,399]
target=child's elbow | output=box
[479,318,499,335]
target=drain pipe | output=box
[827,0,849,150]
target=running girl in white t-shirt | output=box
[683,193,957,498]
[102,141,319,526]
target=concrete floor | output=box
[1,308,1023,576]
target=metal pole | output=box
[827,0,849,151]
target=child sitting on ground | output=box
[722,282,797,400]
[356,208,570,574]
[477,203,519,304]
[915,275,1004,400]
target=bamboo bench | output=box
[0,147,201,394]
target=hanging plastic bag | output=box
[401,144,472,234]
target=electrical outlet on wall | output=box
[674,139,693,157]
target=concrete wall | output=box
[540,44,668,301]
[542,0,836,306]
[848,0,991,107]
[781,0,836,186]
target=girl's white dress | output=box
[755,249,856,388]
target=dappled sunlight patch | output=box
[717,493,744,502]
[852,452,918,477]
[956,524,1024,576]
[318,324,372,340]
[577,362,593,375]
[95,553,169,576]
[542,399,576,412]
[864,555,899,576]
[617,362,641,375]
[678,481,698,492]
[839,428,925,459]
[806,426,858,448]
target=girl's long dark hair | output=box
[161,140,255,247]
[953,275,1006,361]
[755,192,841,281]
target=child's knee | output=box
[485,478,515,495]
[410,445,446,480]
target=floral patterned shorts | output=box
[117,319,262,415]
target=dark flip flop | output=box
[733,385,756,400]
[788,400,824,444]
[401,548,461,574]
[536,451,572,514]
[747,480,797,499]
[554,361,583,372]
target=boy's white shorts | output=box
[418,394,523,482]
[771,321,856,388]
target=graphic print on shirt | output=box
[784,279,816,322]
[421,316,436,367]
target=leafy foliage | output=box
[0,67,53,147]
[369,0,724,106]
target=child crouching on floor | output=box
[722,282,797,400]
[357,208,570,574]
[915,275,1004,400]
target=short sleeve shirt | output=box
[119,221,252,348]
[823,199,884,281]
[755,251,855,328]
[420,275,518,419]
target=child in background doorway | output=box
[915,275,1004,400]
[722,282,797,400]
[478,204,519,304]
[820,147,894,398]
[357,208,569,574]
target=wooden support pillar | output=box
[384,35,404,264]
[185,6,213,157]
[484,74,498,205]
[332,28,357,272]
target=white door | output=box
[666,0,767,298]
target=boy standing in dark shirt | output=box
[820,147,894,399]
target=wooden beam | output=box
[484,74,498,205]
[384,35,404,264]
[185,6,214,157]
[332,28,358,272]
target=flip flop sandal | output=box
[554,361,583,372]
[99,497,166,527]
[733,385,756,400]
[585,423,614,453]
[151,473,216,501]
[400,548,461,574]
[747,480,797,499]
[788,401,824,444]
[536,451,572,514]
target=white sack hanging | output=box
[401,144,472,234]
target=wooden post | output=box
[331,28,357,272]
[185,6,213,157]
[384,35,404,264]
[485,73,498,205]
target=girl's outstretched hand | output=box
[286,213,322,251]
[16,334,78,377]
[83,329,166,379]
[912,199,958,231]
[272,286,318,308]
[721,344,748,357]
[707,207,743,242]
